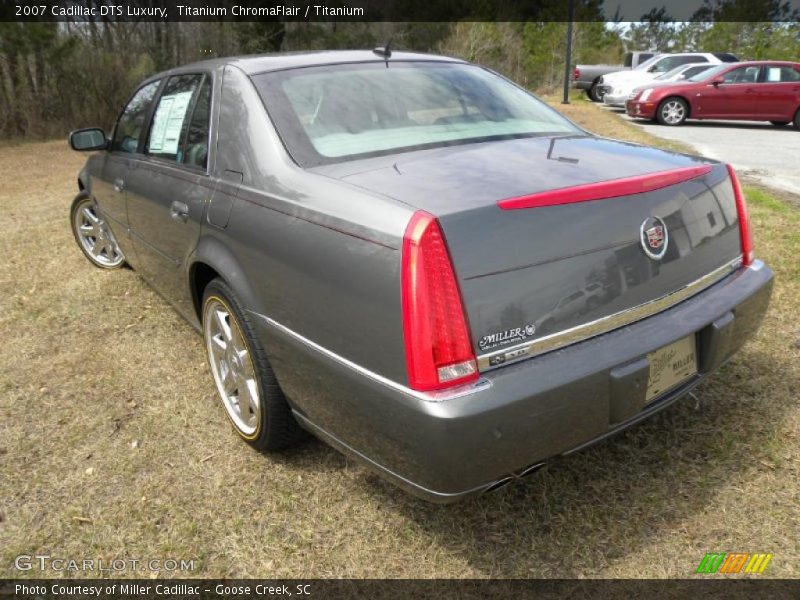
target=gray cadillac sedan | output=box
[68,51,773,502]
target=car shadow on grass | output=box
[358,345,796,576]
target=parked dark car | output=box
[68,51,773,502]
[627,61,800,127]
[572,51,657,102]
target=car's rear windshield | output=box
[252,61,582,167]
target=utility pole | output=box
[562,0,575,104]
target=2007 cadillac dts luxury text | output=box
[68,51,773,502]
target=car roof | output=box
[650,52,737,60]
[717,60,800,68]
[657,52,716,57]
[142,50,466,83]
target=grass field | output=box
[1,98,798,579]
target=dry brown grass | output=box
[1,108,798,579]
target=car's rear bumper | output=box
[253,260,773,503]
[627,99,658,119]
[572,80,592,90]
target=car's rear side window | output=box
[764,66,800,82]
[183,78,211,168]
[253,62,580,167]
[146,74,210,167]
[111,80,160,153]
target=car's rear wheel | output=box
[657,98,688,126]
[202,278,304,451]
[770,121,790,126]
[793,108,800,131]
[70,192,125,269]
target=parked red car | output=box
[627,61,800,129]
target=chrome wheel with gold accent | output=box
[204,297,261,437]
[201,279,304,450]
[70,193,125,268]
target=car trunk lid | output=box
[314,136,743,369]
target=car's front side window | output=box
[146,74,209,166]
[688,64,728,82]
[111,80,161,153]
[652,56,705,74]
[650,57,680,73]
[723,66,760,84]
[655,65,685,81]
[634,54,662,71]
[682,66,712,79]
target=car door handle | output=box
[113,179,125,193]
[170,201,189,222]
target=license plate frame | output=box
[645,335,698,403]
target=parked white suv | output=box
[600,52,738,107]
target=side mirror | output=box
[69,128,108,151]
[711,76,725,86]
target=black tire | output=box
[770,121,790,126]
[589,82,605,103]
[794,108,800,131]
[656,97,688,126]
[70,191,126,269]
[201,278,304,451]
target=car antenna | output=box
[372,38,393,64]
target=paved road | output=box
[618,111,800,196]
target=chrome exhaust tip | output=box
[484,477,514,494]
[517,461,546,478]
[484,461,547,495]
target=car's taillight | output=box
[726,163,754,266]
[573,66,580,80]
[401,211,478,391]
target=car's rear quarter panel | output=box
[210,64,414,421]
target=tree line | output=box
[0,9,798,140]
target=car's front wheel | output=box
[793,108,800,131]
[70,192,125,269]
[202,278,304,451]
[657,98,688,126]
[588,83,605,103]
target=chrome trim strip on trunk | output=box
[476,258,744,372]
[251,312,492,402]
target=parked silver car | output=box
[69,51,773,502]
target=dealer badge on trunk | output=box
[640,216,668,260]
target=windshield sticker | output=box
[148,91,193,154]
